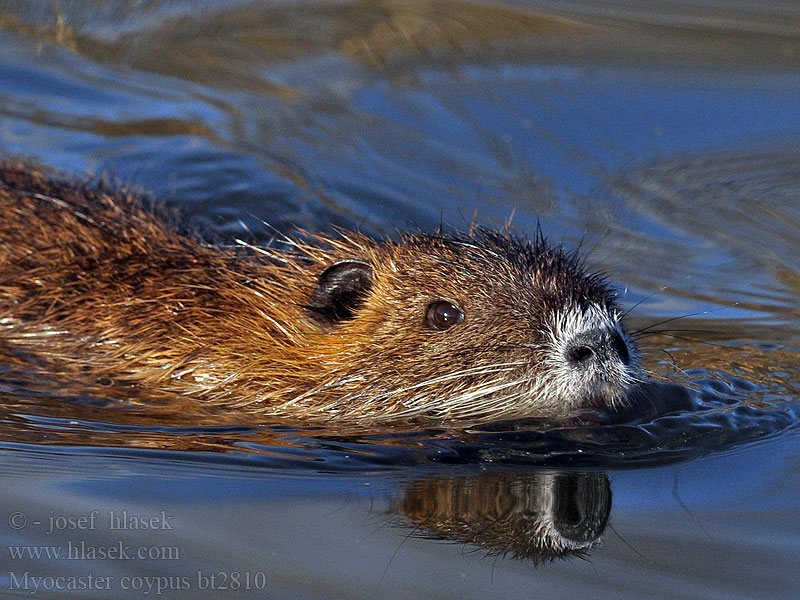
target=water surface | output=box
[1,1,799,598]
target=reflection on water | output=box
[396,472,611,561]
[1,0,800,598]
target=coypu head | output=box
[296,229,643,422]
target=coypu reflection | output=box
[394,471,611,561]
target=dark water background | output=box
[1,1,799,598]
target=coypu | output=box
[0,162,643,424]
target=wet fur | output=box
[0,162,641,423]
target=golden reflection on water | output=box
[3,0,800,92]
[0,10,78,51]
[643,334,800,400]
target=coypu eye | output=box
[426,301,464,331]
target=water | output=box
[1,1,799,598]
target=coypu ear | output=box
[307,259,374,327]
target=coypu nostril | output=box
[565,328,630,367]
[568,345,595,363]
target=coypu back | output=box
[0,162,643,424]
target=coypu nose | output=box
[566,328,630,367]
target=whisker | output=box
[631,302,739,336]
[632,314,703,335]
[632,328,720,338]
[657,348,689,375]
[620,287,667,320]
[387,380,511,418]
[641,332,727,347]
[387,375,530,419]
[380,362,526,399]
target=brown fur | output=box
[0,162,640,424]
